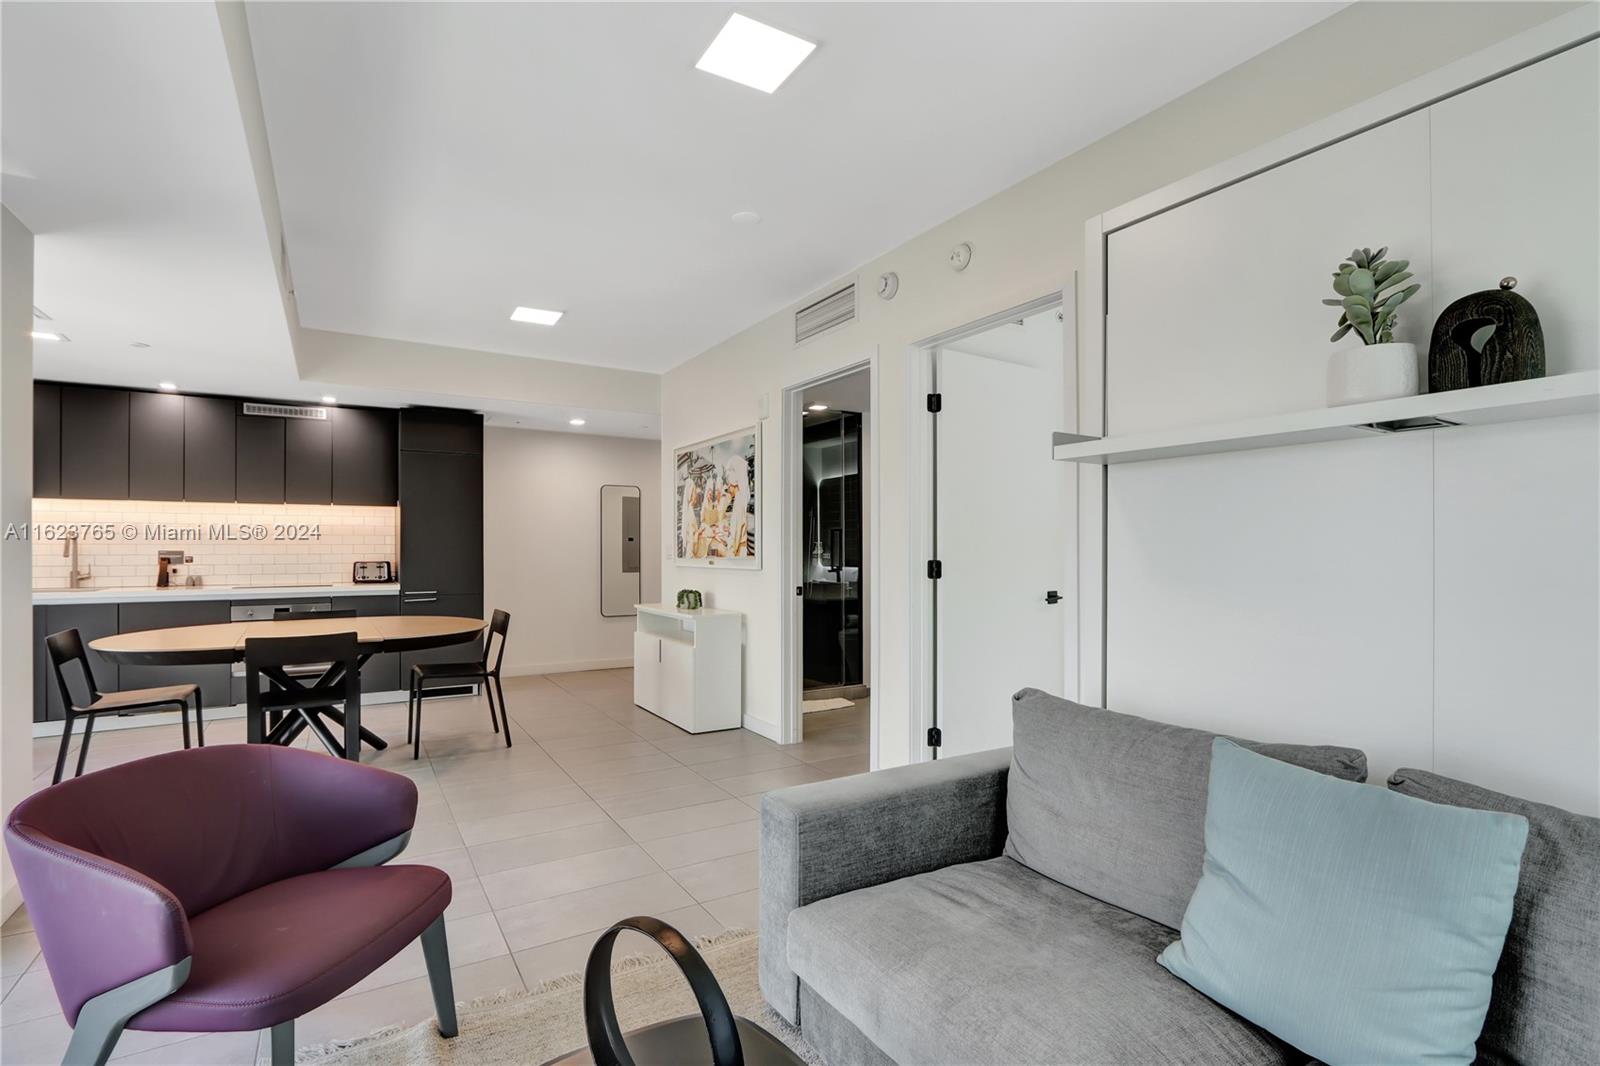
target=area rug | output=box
[802,697,855,713]
[298,930,822,1065]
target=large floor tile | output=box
[639,821,760,870]
[701,889,760,931]
[510,904,724,987]
[668,851,761,903]
[494,873,694,951]
[468,821,635,876]
[615,799,757,842]
[479,845,661,910]
[688,751,802,779]
[593,781,733,820]
[456,799,610,847]
[714,765,829,797]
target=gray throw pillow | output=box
[1003,688,1367,929]
[1388,768,1599,1066]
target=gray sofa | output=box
[759,690,1598,1065]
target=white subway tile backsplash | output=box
[31,499,398,589]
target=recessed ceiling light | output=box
[695,13,815,94]
[130,341,151,349]
[807,403,828,412]
[321,395,338,405]
[731,210,762,225]
[31,331,65,342]
[569,418,586,426]
[158,382,178,391]
[510,306,564,325]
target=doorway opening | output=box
[781,362,874,755]
[910,290,1076,761]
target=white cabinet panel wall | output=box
[1095,37,1599,813]
[1433,414,1599,815]
[1106,113,1432,435]
[1105,434,1435,786]
[1430,40,1600,378]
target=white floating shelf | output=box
[1054,372,1600,465]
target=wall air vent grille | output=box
[242,402,327,420]
[795,282,857,345]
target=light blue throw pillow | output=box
[1158,739,1528,1066]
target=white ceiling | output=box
[246,2,1339,373]
[3,1,1341,420]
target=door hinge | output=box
[926,559,942,579]
[926,392,942,413]
[926,726,942,749]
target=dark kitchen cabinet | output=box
[399,406,482,455]
[117,601,231,710]
[399,449,483,596]
[235,409,286,503]
[331,407,398,505]
[33,383,60,498]
[334,594,401,692]
[285,416,333,504]
[399,592,484,679]
[184,396,236,502]
[41,602,119,722]
[128,391,185,501]
[33,608,49,723]
[60,387,129,499]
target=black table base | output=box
[248,656,388,759]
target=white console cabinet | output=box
[632,604,742,733]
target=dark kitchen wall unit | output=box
[33,383,60,498]
[33,382,399,507]
[399,408,485,672]
[60,386,130,499]
[235,407,286,503]
[38,602,119,722]
[183,395,236,502]
[116,601,232,710]
[335,594,401,693]
[332,407,399,506]
[285,417,333,504]
[129,391,185,501]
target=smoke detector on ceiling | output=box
[948,242,973,272]
[877,272,899,300]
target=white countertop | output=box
[32,583,402,606]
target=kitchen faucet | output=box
[62,531,91,589]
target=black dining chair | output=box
[244,631,364,760]
[408,609,511,760]
[45,628,204,785]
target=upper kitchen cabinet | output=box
[33,382,60,498]
[235,407,286,503]
[128,391,185,501]
[60,386,130,499]
[183,395,236,502]
[331,406,398,505]
[399,406,482,454]
[285,415,333,504]
[399,449,483,595]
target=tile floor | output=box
[0,670,869,1064]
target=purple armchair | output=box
[4,745,457,1066]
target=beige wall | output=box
[484,427,660,675]
[2,206,34,918]
[659,2,1578,766]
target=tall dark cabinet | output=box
[399,408,484,675]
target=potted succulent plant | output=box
[1325,247,1422,405]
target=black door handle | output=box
[1045,590,1062,604]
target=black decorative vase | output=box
[1428,277,1545,392]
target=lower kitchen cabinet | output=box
[38,603,119,723]
[334,594,401,693]
[116,601,233,711]
[399,592,484,681]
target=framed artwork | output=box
[674,425,760,568]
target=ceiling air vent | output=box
[795,282,856,345]
[243,402,327,420]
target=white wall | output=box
[484,427,660,675]
[1,206,34,919]
[659,2,1574,767]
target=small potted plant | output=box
[1325,247,1422,405]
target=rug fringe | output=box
[295,928,755,1062]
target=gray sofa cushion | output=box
[1388,768,1600,1066]
[787,855,1295,1066]
[1004,689,1367,929]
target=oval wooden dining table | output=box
[92,615,486,759]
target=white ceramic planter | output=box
[1327,342,1419,406]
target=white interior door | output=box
[935,342,1067,756]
